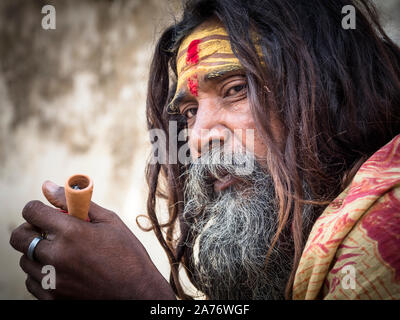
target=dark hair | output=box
[140,0,400,299]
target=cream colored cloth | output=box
[293,134,400,299]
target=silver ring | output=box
[27,236,43,261]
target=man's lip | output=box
[213,174,238,193]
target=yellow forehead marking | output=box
[176,27,241,76]
[167,19,263,114]
[168,21,242,114]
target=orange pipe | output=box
[64,174,93,221]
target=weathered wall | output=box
[0,0,182,299]
[0,0,399,299]
[375,0,400,42]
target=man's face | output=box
[168,18,278,176]
[178,69,270,191]
[181,68,267,156]
[173,19,293,300]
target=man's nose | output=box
[189,104,230,160]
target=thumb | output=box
[42,180,68,211]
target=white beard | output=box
[183,149,294,300]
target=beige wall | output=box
[0,0,399,299]
[0,0,183,299]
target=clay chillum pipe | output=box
[64,174,93,221]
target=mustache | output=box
[188,147,257,179]
[183,148,262,220]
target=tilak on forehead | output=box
[167,20,244,114]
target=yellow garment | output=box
[293,134,400,299]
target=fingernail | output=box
[43,180,60,194]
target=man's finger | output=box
[10,223,39,253]
[19,255,44,283]
[42,180,67,211]
[22,200,74,232]
[10,223,53,264]
[88,201,116,223]
[25,276,54,300]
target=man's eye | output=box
[183,107,197,120]
[225,84,246,97]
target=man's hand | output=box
[9,180,176,300]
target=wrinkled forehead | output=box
[167,19,243,114]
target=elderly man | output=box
[9,0,400,300]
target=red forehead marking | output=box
[185,39,201,96]
[186,39,201,65]
[188,75,198,96]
